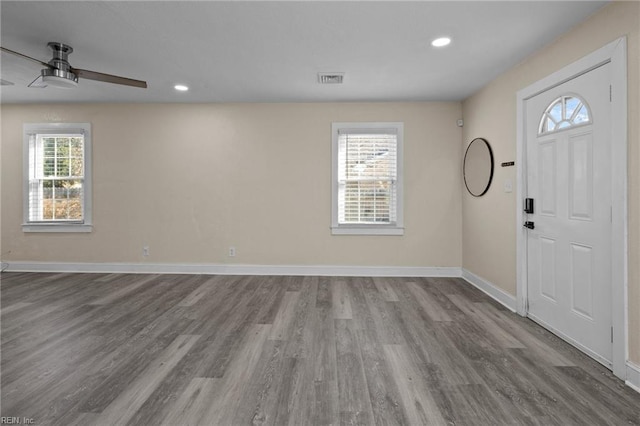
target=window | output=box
[331,122,404,235]
[23,123,92,232]
[539,94,591,135]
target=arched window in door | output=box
[538,94,591,135]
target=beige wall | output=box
[1,102,462,268]
[462,1,640,363]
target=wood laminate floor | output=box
[1,273,638,425]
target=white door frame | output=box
[516,37,627,379]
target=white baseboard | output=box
[3,261,462,278]
[461,269,517,312]
[626,361,640,394]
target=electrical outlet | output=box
[143,246,150,257]
[228,247,236,257]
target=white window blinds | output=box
[337,128,398,225]
[27,131,86,223]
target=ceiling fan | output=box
[0,42,147,89]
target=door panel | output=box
[539,237,557,301]
[569,242,593,319]
[539,139,557,216]
[525,63,612,366]
[568,132,593,220]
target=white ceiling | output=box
[0,1,607,104]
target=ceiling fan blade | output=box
[28,75,47,88]
[72,68,147,88]
[1,46,51,68]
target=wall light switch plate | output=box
[504,179,513,193]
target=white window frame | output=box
[22,123,93,233]
[331,122,404,236]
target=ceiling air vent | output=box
[318,73,344,84]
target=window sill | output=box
[331,226,404,236]
[22,224,93,233]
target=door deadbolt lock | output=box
[524,221,535,230]
[524,198,534,214]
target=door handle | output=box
[524,221,535,230]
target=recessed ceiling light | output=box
[174,84,189,91]
[431,37,451,48]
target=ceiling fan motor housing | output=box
[42,42,78,87]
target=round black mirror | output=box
[463,138,494,197]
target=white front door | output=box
[525,63,612,367]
